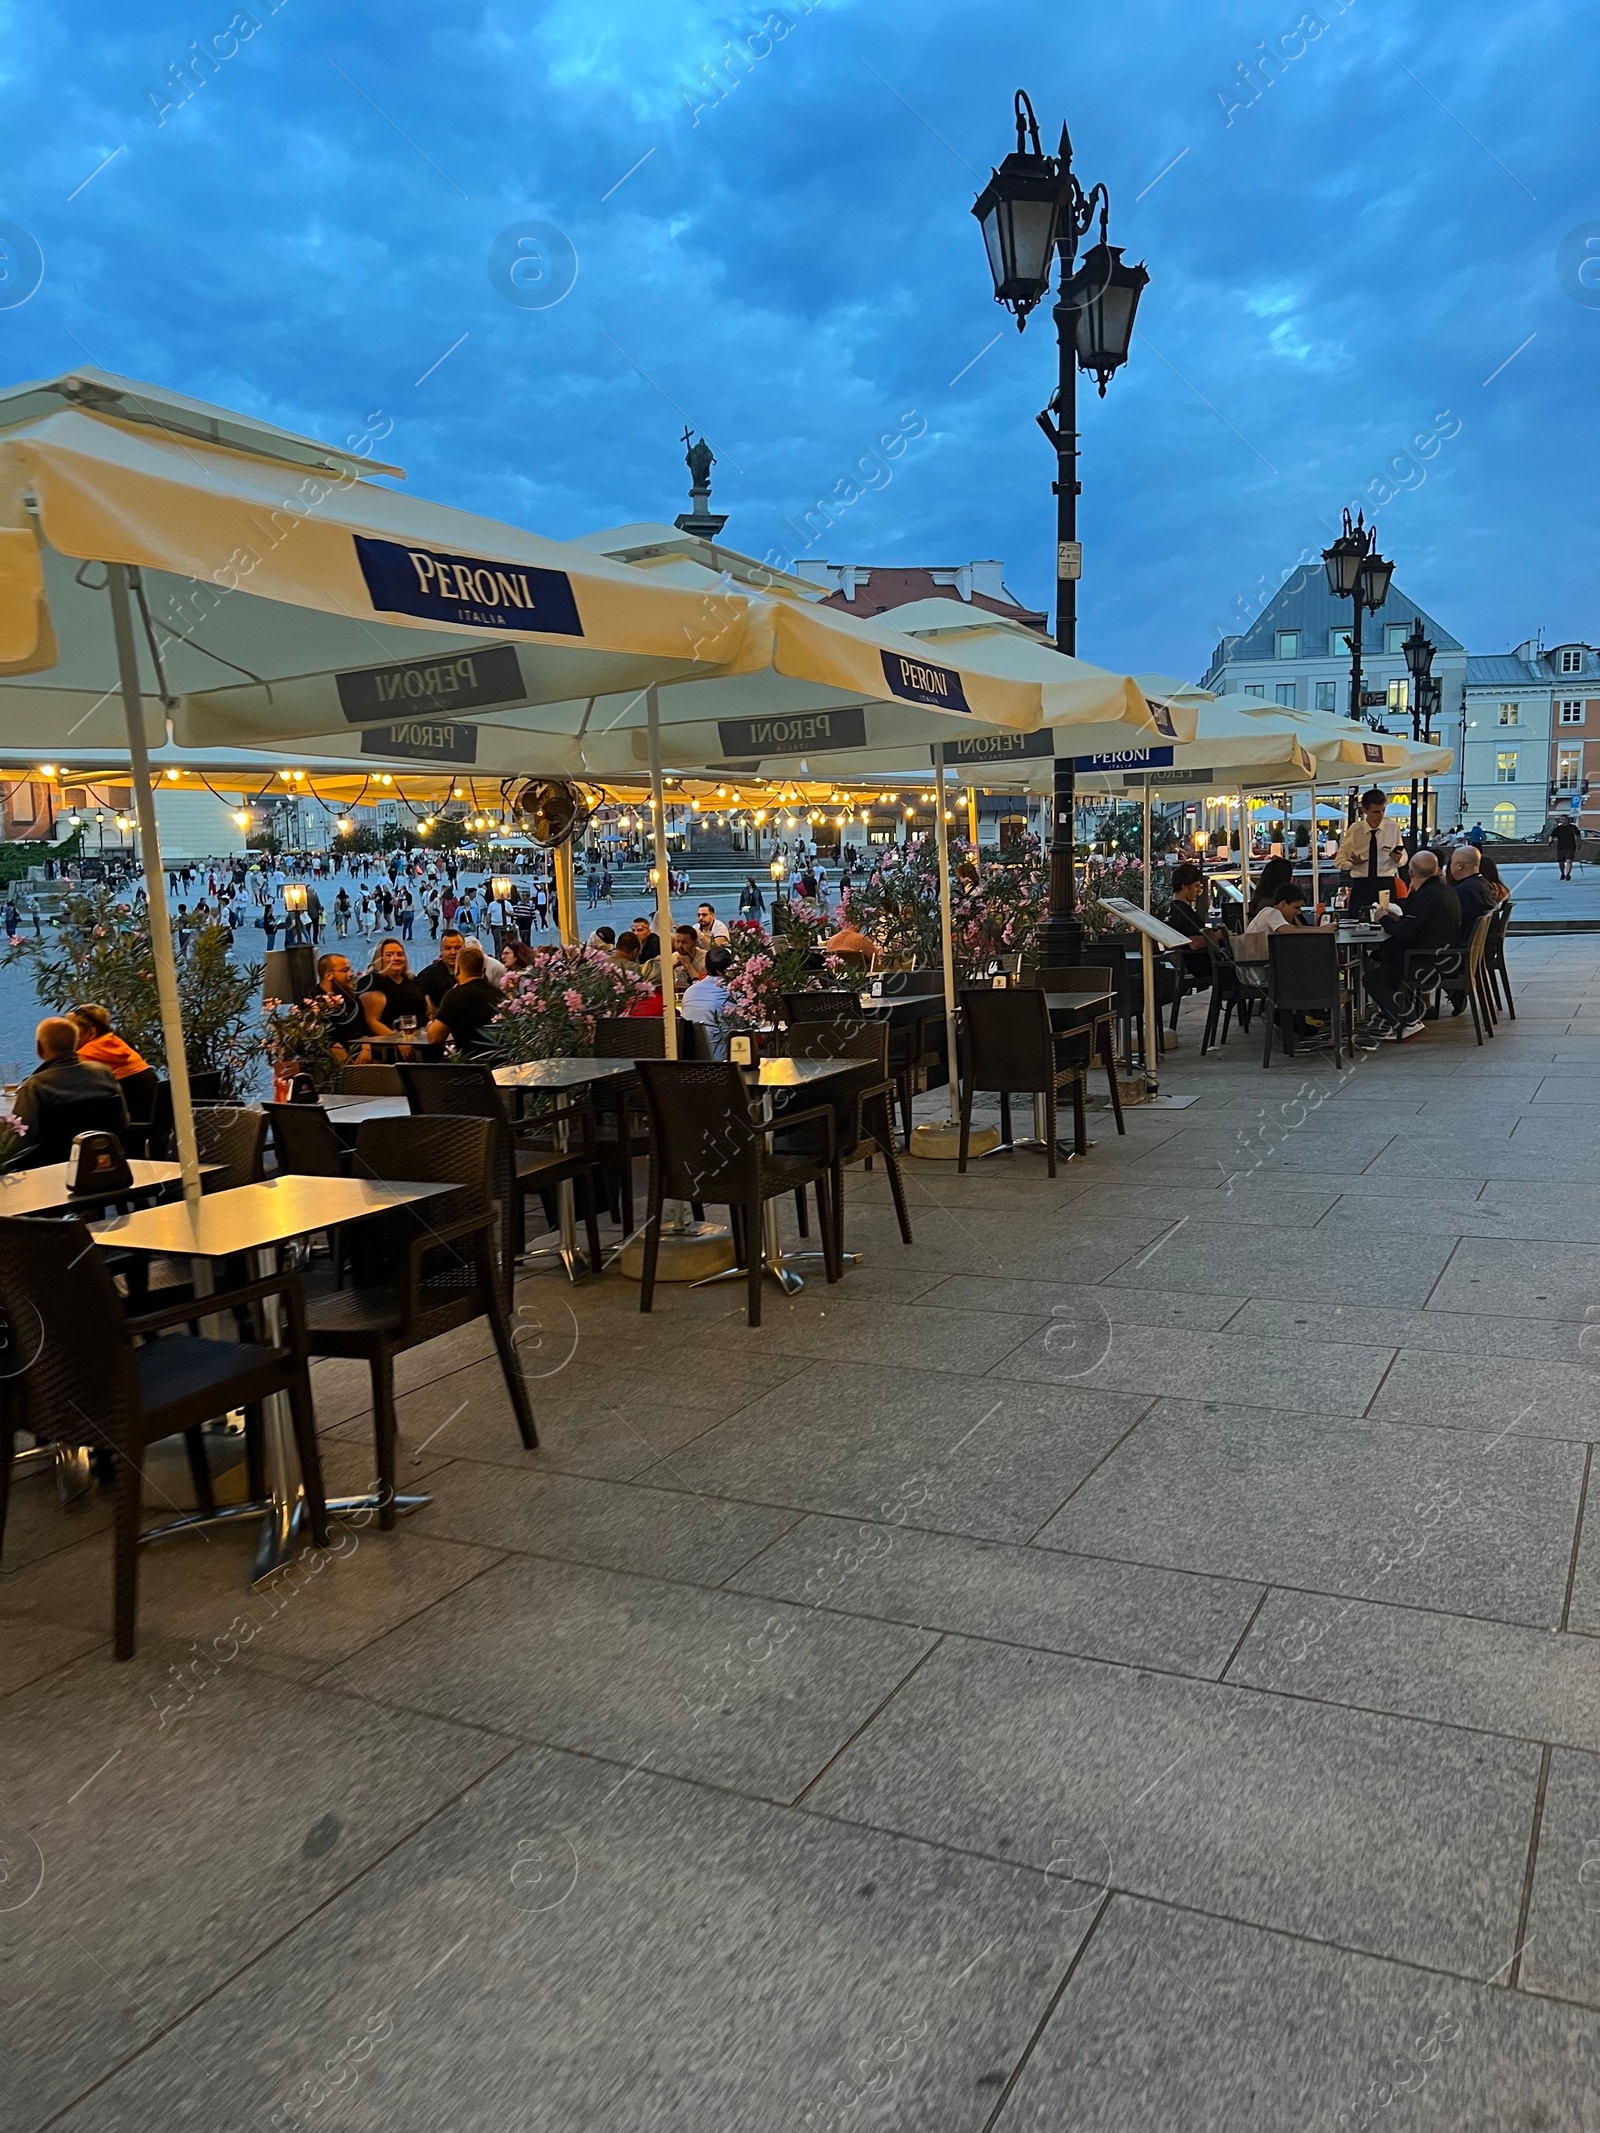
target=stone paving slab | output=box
[49,1748,1097,2133]
[728,1514,1263,1677]
[330,1552,936,1802]
[639,1364,1151,1542]
[1035,1399,1585,1625]
[806,1636,1537,1977]
[996,1895,1600,2131]
[1229,1588,1600,1752]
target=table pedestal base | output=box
[618,1222,736,1283]
[908,1120,1000,1161]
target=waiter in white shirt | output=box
[1336,789,1409,913]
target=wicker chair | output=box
[782,1020,912,1251]
[633,1061,839,1328]
[0,1214,326,1659]
[300,1115,535,1525]
[957,988,1088,1178]
[395,1060,604,1282]
[1028,966,1126,1134]
[265,1101,349,1177]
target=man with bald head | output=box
[13,1016,128,1151]
[1362,848,1461,1041]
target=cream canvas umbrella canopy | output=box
[0,372,847,1192]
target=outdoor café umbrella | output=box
[0,372,838,1190]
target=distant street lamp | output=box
[1401,616,1437,844]
[974,89,1148,963]
[1322,509,1394,726]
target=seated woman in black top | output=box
[358,937,429,1048]
[427,942,503,1058]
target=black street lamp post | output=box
[1401,616,1437,846]
[1322,508,1395,728]
[974,90,1148,965]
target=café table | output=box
[495,1057,642,1280]
[695,1055,867,1298]
[320,1094,410,1125]
[92,1175,454,1582]
[1028,975,1117,1154]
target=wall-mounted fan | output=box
[508,778,597,848]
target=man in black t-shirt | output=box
[414,929,465,1015]
[427,942,503,1057]
[316,952,369,1061]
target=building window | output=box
[1275,630,1300,660]
[1561,648,1584,674]
[1274,682,1296,707]
[1314,680,1337,711]
[1387,678,1409,714]
[1328,628,1353,657]
[1243,684,1265,698]
[1557,748,1583,792]
[1495,751,1518,783]
[1561,699,1585,724]
[1493,802,1518,833]
[1383,624,1410,653]
[1498,703,1519,725]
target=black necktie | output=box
[1367,830,1380,879]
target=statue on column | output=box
[674,427,727,539]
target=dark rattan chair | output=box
[395,1059,604,1281]
[1029,966,1125,1134]
[330,1063,404,1096]
[0,1214,326,1660]
[1262,930,1350,1068]
[957,988,1087,1178]
[782,1020,912,1251]
[633,1060,839,1328]
[265,1101,349,1177]
[1198,933,1263,1055]
[19,1091,128,1169]
[300,1115,535,1524]
[1485,900,1515,1019]
[193,1104,269,1192]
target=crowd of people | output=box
[1163,790,1514,1044]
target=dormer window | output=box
[1561,648,1584,674]
[1275,630,1300,659]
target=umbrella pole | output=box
[1141,775,1158,1081]
[909,743,995,1159]
[106,563,201,1204]
[554,839,578,947]
[644,686,678,1061]
[1309,786,1320,914]
[933,744,959,1127]
[1238,793,1250,914]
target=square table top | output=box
[319,1095,411,1123]
[91,1175,454,1257]
[492,1058,642,1091]
[750,1056,865,1089]
[0,1159,213,1219]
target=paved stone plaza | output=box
[5,936,1600,2128]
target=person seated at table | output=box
[823,916,878,960]
[1163,862,1217,985]
[1477,851,1510,902]
[358,938,429,1048]
[67,1003,149,1083]
[1448,844,1496,936]
[13,1016,127,1157]
[1235,881,1309,961]
[630,915,660,961]
[681,946,733,1060]
[1247,856,1295,919]
[313,953,370,1062]
[587,924,616,952]
[426,942,504,1058]
[1336,789,1408,914]
[501,939,537,975]
[1362,848,1459,1041]
[670,924,704,993]
[413,928,465,1016]
[696,901,731,946]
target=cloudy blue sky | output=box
[4,0,1594,678]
